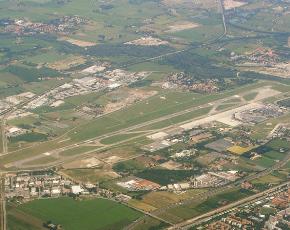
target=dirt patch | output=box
[104,88,157,113]
[165,21,200,33]
[63,157,104,169]
[196,152,223,165]
[160,160,183,170]
[61,168,120,183]
[125,37,169,46]
[134,156,157,167]
[224,0,248,10]
[59,37,96,47]
[253,87,281,101]
[48,56,86,70]
[102,155,123,164]
[244,62,290,78]
[162,0,216,9]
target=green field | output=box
[243,92,258,101]
[59,146,99,157]
[160,189,254,223]
[100,133,141,145]
[9,198,142,230]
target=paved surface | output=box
[0,174,6,230]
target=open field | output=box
[8,198,142,230]
[158,189,254,223]
[251,174,283,185]
[61,168,120,183]
[141,189,208,210]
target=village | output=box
[2,16,87,35]
[24,68,149,110]
[4,170,132,204]
[204,186,290,230]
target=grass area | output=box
[127,61,178,73]
[113,159,145,174]
[168,24,223,43]
[225,157,263,172]
[243,92,258,101]
[59,146,99,157]
[259,207,276,215]
[22,156,57,166]
[130,216,169,230]
[5,65,60,83]
[128,199,157,212]
[22,79,68,95]
[251,156,276,169]
[7,116,40,127]
[136,169,194,186]
[62,168,118,183]
[100,133,141,145]
[263,150,286,161]
[10,132,48,143]
[161,189,254,223]
[14,197,142,230]
[134,107,211,131]
[141,189,207,209]
[7,210,44,230]
[216,103,235,111]
[25,50,71,64]
[251,174,283,185]
[266,139,290,151]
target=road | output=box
[1,119,7,155]
[169,181,290,229]
[0,173,6,230]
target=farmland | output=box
[8,198,142,230]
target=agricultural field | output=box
[7,198,142,230]
[158,188,255,223]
